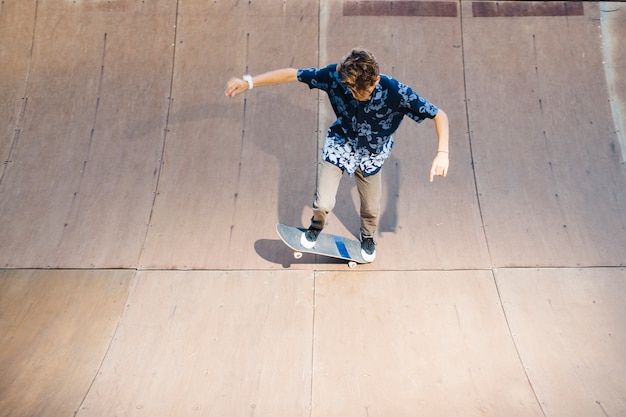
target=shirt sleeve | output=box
[396,80,439,123]
[297,64,336,91]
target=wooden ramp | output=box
[0,1,625,417]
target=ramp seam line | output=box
[492,271,548,417]
[1,265,623,274]
[460,7,546,416]
[60,33,108,235]
[309,6,322,411]
[226,32,252,258]
[74,271,139,415]
[459,0,494,267]
[0,2,38,187]
[137,0,180,268]
[313,0,322,402]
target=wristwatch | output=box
[243,74,253,90]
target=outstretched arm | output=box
[225,68,299,98]
[429,109,450,182]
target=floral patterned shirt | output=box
[297,64,439,176]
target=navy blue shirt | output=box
[297,64,439,176]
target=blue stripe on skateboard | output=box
[334,235,351,259]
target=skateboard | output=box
[276,223,368,268]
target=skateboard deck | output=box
[276,223,368,267]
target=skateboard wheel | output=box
[294,251,303,259]
[348,261,357,268]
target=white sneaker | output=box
[360,235,376,262]
[300,228,321,249]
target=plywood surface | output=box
[77,270,314,417]
[496,267,626,417]
[463,1,626,267]
[0,269,133,417]
[312,270,543,417]
[0,1,176,268]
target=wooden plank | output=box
[496,267,626,417]
[0,1,176,268]
[136,2,247,270]
[312,270,543,416]
[139,0,319,269]
[0,2,102,268]
[0,269,133,417]
[78,270,314,417]
[462,2,626,267]
[344,1,458,17]
[0,1,35,175]
[472,1,584,18]
[53,2,176,267]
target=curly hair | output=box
[337,48,380,93]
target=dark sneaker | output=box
[360,235,376,262]
[301,227,322,249]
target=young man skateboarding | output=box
[225,48,449,262]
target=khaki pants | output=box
[310,160,382,238]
